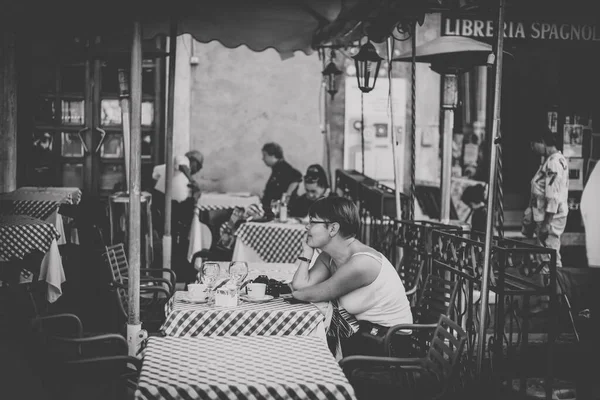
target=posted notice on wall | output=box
[343,77,407,188]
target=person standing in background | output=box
[525,128,569,267]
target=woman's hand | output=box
[301,235,315,260]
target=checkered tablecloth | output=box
[162,291,324,337]
[236,222,305,263]
[135,335,356,400]
[0,215,60,260]
[0,200,62,221]
[197,193,261,212]
[0,187,82,205]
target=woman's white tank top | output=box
[332,252,413,327]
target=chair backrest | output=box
[415,274,460,324]
[424,315,467,388]
[397,249,426,300]
[103,243,128,284]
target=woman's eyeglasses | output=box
[306,219,329,227]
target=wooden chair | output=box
[384,274,460,357]
[30,313,141,400]
[340,315,467,400]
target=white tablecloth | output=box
[0,215,65,302]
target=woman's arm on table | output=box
[292,255,379,303]
[291,249,331,290]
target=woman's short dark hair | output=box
[262,142,283,159]
[308,197,359,238]
[535,128,557,147]
[461,184,486,205]
[304,164,329,189]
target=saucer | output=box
[240,294,274,303]
[180,292,208,304]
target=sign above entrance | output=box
[442,14,600,42]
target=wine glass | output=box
[201,262,221,288]
[270,199,280,218]
[228,261,249,286]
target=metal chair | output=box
[340,315,467,400]
[102,244,173,332]
[103,243,176,294]
[384,274,460,357]
[30,313,141,400]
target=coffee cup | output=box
[246,283,267,299]
[187,283,208,301]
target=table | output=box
[162,291,324,337]
[197,192,261,212]
[135,336,356,400]
[0,215,66,302]
[187,193,261,263]
[233,221,306,263]
[0,187,82,245]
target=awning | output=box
[6,0,364,59]
[392,35,512,72]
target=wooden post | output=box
[387,37,402,219]
[118,69,131,188]
[127,19,142,356]
[476,0,505,375]
[163,17,177,272]
[0,28,18,193]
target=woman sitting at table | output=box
[288,164,334,219]
[291,197,412,356]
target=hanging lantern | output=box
[322,61,342,100]
[352,41,383,93]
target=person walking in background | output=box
[524,128,569,267]
[461,184,487,233]
[260,142,302,219]
[289,164,334,218]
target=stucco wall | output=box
[185,40,323,195]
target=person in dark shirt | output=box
[461,184,487,233]
[289,164,333,218]
[261,142,302,218]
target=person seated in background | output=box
[151,150,204,237]
[461,184,487,233]
[261,142,302,219]
[291,197,412,356]
[289,164,334,219]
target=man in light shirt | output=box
[526,128,569,267]
[152,150,204,236]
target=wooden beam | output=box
[128,19,142,329]
[0,28,18,193]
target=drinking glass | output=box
[201,262,221,288]
[228,261,249,286]
[270,199,280,217]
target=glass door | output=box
[30,36,93,193]
[95,50,159,197]
[26,34,165,198]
